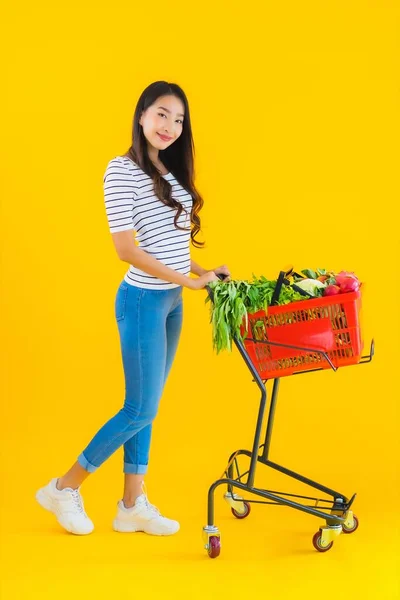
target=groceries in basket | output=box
[206,268,364,372]
[292,269,361,297]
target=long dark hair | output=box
[124,81,205,249]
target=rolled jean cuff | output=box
[124,462,148,475]
[77,452,99,473]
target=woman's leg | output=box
[122,293,183,507]
[36,282,183,535]
[57,462,90,490]
[74,283,174,475]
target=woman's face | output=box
[139,95,185,150]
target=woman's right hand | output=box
[187,271,220,290]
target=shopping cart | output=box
[203,269,374,559]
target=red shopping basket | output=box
[239,290,363,379]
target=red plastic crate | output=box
[239,290,363,379]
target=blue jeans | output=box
[77,280,183,475]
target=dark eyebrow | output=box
[158,106,184,118]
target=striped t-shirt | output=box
[103,156,193,290]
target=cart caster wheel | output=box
[312,531,333,552]
[342,514,359,534]
[231,501,251,519]
[208,536,221,559]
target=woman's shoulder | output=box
[106,154,140,169]
[104,155,143,180]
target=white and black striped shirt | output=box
[104,156,193,290]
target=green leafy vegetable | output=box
[205,274,306,354]
[301,269,318,279]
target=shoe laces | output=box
[68,488,85,514]
[141,481,161,517]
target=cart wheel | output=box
[231,501,251,519]
[342,514,359,534]
[312,531,333,552]
[208,536,221,559]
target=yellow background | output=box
[1,1,399,598]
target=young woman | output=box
[36,81,231,536]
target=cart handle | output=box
[271,268,314,306]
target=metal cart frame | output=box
[203,275,374,558]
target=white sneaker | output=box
[113,483,180,536]
[35,478,94,535]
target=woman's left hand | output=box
[210,265,231,281]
